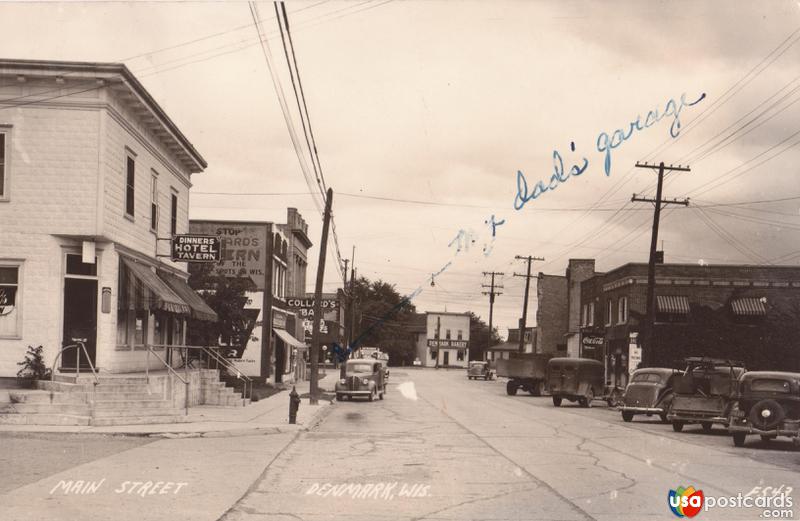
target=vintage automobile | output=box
[668,358,746,433]
[728,371,800,448]
[335,359,386,401]
[548,357,605,407]
[467,361,494,380]
[620,368,682,422]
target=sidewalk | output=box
[0,372,337,437]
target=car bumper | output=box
[336,390,372,396]
[728,418,800,437]
[668,412,728,424]
[620,406,664,414]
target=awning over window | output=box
[731,297,766,316]
[274,328,306,348]
[656,295,690,314]
[158,271,218,322]
[120,257,190,315]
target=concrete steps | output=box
[0,369,249,426]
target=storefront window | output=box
[0,265,21,337]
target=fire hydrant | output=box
[288,386,301,424]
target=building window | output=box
[170,192,178,236]
[457,350,464,361]
[0,129,8,200]
[150,174,159,232]
[588,302,595,326]
[618,297,628,324]
[457,329,463,340]
[125,154,135,217]
[605,299,613,325]
[446,329,451,340]
[0,265,21,337]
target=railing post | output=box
[184,346,189,413]
[146,346,150,384]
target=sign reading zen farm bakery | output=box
[171,235,221,262]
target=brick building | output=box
[189,217,309,383]
[578,262,800,382]
[535,273,568,355]
[0,59,216,378]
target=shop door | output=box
[443,351,450,366]
[275,338,285,383]
[61,278,97,370]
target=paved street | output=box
[1,369,798,521]
[225,369,799,521]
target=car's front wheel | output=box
[622,411,634,422]
[506,382,518,396]
[701,422,713,433]
[336,393,343,402]
[552,396,562,407]
[733,432,747,447]
[672,421,685,432]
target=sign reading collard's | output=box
[171,235,221,262]
[188,222,268,290]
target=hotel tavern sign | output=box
[171,235,221,262]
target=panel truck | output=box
[496,353,554,396]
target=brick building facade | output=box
[578,262,800,380]
[0,59,214,377]
[535,273,568,355]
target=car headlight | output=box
[339,379,346,384]
[362,378,369,385]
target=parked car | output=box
[548,357,604,407]
[335,359,386,401]
[728,371,800,448]
[620,368,682,422]
[497,353,552,396]
[467,361,494,380]
[667,358,746,433]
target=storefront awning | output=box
[120,257,190,315]
[158,271,218,322]
[274,328,306,348]
[731,297,766,316]
[656,295,690,314]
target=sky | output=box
[2,0,800,339]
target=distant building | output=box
[0,59,214,378]
[486,327,535,361]
[409,311,470,368]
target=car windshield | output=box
[347,363,374,374]
[750,379,791,393]
[632,372,663,383]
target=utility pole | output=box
[632,161,690,367]
[310,188,333,405]
[514,255,544,353]
[481,271,504,359]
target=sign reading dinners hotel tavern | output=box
[171,235,221,262]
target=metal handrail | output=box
[51,342,99,421]
[51,342,99,386]
[145,345,189,416]
[201,346,253,405]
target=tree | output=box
[349,276,418,366]
[467,312,502,361]
[186,262,254,354]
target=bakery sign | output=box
[427,339,468,349]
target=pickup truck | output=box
[496,353,553,396]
